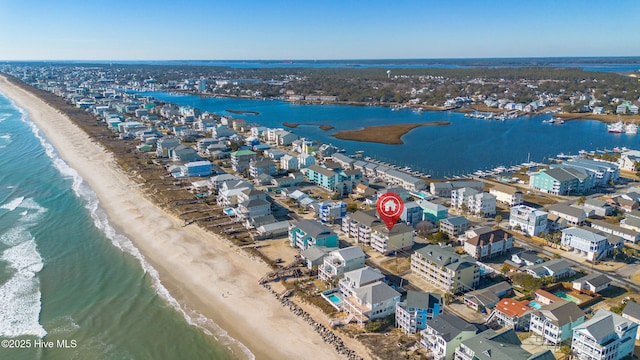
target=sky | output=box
[1,0,639,61]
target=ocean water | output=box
[145,92,640,177]
[0,93,239,359]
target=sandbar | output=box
[0,76,348,360]
[331,121,450,144]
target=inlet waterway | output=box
[145,92,639,177]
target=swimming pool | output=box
[223,207,235,216]
[529,301,542,309]
[553,290,580,303]
[328,294,342,305]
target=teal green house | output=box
[289,219,339,250]
[418,199,448,224]
[529,167,594,195]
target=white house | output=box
[529,300,586,345]
[509,205,548,236]
[420,314,477,360]
[318,246,366,282]
[560,227,616,262]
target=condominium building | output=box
[411,245,480,294]
[341,210,381,245]
[370,223,414,255]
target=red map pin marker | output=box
[376,192,404,231]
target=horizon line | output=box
[2,56,640,63]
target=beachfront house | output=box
[395,291,443,334]
[570,309,638,360]
[343,281,401,327]
[529,300,586,345]
[411,244,480,294]
[338,266,385,299]
[420,313,478,360]
[288,219,338,251]
[370,223,414,255]
[318,246,366,282]
[509,205,548,236]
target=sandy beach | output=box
[0,76,349,359]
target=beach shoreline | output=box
[0,76,350,360]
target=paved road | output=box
[515,239,640,294]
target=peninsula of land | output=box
[283,122,335,131]
[331,122,450,144]
[0,76,357,360]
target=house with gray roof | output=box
[421,313,477,360]
[396,291,443,334]
[288,219,338,250]
[547,203,587,226]
[561,226,619,262]
[530,300,586,345]
[583,198,614,217]
[299,246,332,269]
[455,329,555,360]
[525,258,574,279]
[571,309,638,360]
[510,249,545,267]
[572,273,611,293]
[318,246,366,282]
[344,282,401,327]
[338,266,385,299]
[590,219,640,244]
[439,216,470,238]
[463,281,512,311]
[622,301,640,340]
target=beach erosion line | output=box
[3,86,255,360]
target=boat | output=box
[626,122,638,134]
[607,121,624,133]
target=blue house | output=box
[184,160,212,177]
[396,291,443,334]
[289,219,339,250]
